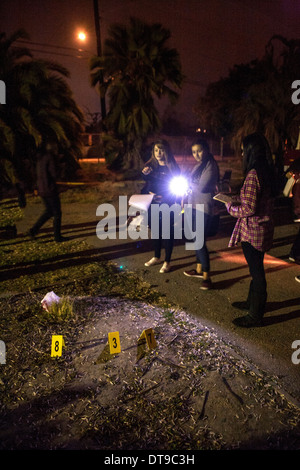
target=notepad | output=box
[213,193,232,204]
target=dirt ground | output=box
[1,293,300,450]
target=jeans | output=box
[290,225,300,262]
[31,193,62,240]
[189,209,211,272]
[241,241,267,319]
[148,206,174,262]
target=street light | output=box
[77,31,87,42]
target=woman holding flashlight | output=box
[142,139,180,273]
[183,137,220,290]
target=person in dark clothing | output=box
[286,159,300,263]
[142,139,180,273]
[183,137,220,290]
[28,142,67,242]
[225,133,278,327]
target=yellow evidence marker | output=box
[108,331,121,355]
[139,328,157,350]
[51,335,65,357]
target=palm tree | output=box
[90,17,183,171]
[0,29,84,195]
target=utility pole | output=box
[93,0,106,119]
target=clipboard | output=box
[213,193,232,204]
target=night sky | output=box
[1,0,300,128]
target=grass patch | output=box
[0,199,24,228]
[41,296,75,323]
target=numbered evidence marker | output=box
[96,332,121,364]
[108,331,121,355]
[139,328,157,350]
[51,335,65,357]
[136,328,157,361]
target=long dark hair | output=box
[190,137,219,181]
[242,133,278,197]
[191,137,210,154]
[145,139,180,174]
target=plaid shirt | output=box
[226,169,274,252]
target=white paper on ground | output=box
[41,291,61,311]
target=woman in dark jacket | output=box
[183,138,219,290]
[142,139,180,273]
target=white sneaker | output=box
[295,275,300,283]
[145,257,161,267]
[160,262,170,273]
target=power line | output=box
[15,39,89,54]
[13,47,88,60]
[14,39,91,60]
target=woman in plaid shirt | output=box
[226,133,278,327]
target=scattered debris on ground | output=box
[1,295,300,450]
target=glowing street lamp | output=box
[77,31,87,42]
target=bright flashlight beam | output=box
[169,176,189,197]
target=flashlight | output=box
[169,175,190,197]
